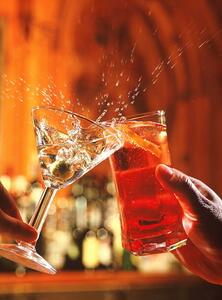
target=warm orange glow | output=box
[0,1,222,194]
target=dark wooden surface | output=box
[0,271,221,300]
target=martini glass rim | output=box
[126,110,165,121]
[32,105,106,129]
[101,110,165,127]
[32,105,121,146]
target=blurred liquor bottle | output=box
[97,200,114,270]
[80,175,114,270]
[122,250,137,271]
[82,201,101,270]
[82,199,114,270]
[63,195,88,270]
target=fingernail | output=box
[182,218,193,234]
[156,164,174,180]
[24,223,38,239]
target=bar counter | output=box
[0,271,221,300]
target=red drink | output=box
[109,113,187,255]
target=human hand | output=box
[155,164,222,285]
[0,182,37,242]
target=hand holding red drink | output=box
[156,164,222,285]
[110,110,222,285]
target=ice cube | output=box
[34,120,53,146]
[68,119,81,142]
[79,150,92,165]
[68,128,81,142]
[82,137,106,163]
[49,127,68,144]
[56,146,75,161]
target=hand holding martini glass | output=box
[0,106,123,274]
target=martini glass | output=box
[0,106,123,274]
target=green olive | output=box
[50,160,74,180]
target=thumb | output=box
[155,164,203,221]
[0,209,38,242]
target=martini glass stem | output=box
[29,187,57,233]
[19,187,57,249]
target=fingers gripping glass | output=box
[0,106,122,274]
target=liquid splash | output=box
[1,21,221,123]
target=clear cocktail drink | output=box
[0,106,123,274]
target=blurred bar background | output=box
[0,0,222,299]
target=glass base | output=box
[0,243,56,274]
[123,231,187,255]
[167,239,187,252]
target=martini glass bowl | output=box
[0,106,123,274]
